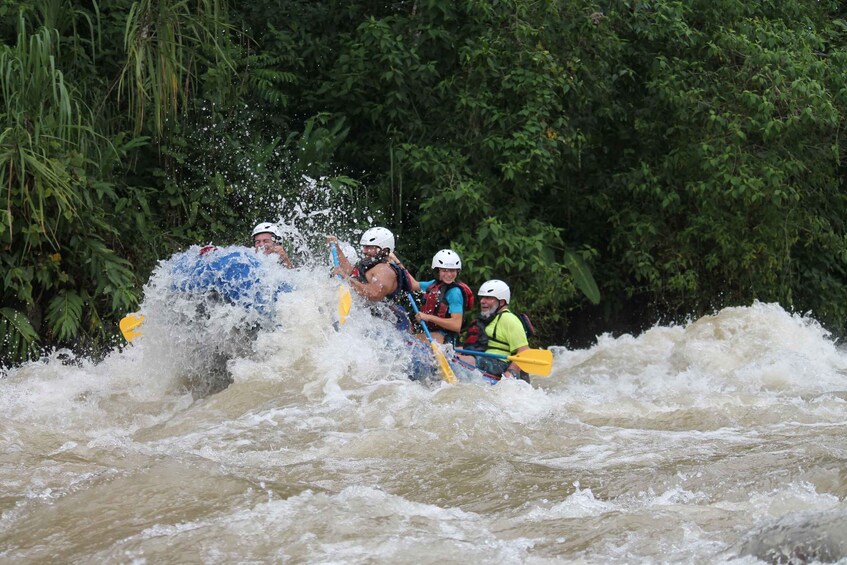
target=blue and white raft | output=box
[167,245,293,315]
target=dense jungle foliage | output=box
[3,0,847,365]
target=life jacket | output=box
[462,308,529,354]
[351,256,380,282]
[421,281,475,319]
[353,259,412,301]
[462,318,491,351]
[420,281,474,343]
[386,262,413,301]
[351,259,413,331]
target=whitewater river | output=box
[2,258,847,563]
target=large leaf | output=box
[563,250,601,305]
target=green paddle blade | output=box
[119,313,145,342]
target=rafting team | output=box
[251,222,530,382]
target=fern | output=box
[246,52,297,106]
[0,308,39,366]
[46,291,84,342]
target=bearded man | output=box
[455,279,529,381]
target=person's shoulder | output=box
[499,311,528,344]
[445,285,463,300]
[420,279,436,291]
[371,262,394,273]
[444,286,464,313]
[371,262,399,285]
[500,310,524,327]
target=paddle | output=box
[119,313,145,343]
[330,243,353,326]
[407,292,457,384]
[455,348,553,377]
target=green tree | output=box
[5,0,847,364]
[0,15,137,364]
[585,0,847,331]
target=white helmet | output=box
[252,222,283,242]
[431,249,462,270]
[360,227,395,252]
[478,279,510,304]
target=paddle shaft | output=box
[455,347,523,377]
[330,244,341,273]
[455,348,511,360]
[407,292,435,341]
[330,243,352,326]
[455,347,553,376]
[407,292,457,383]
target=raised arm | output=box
[327,236,354,276]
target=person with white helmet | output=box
[252,222,294,268]
[328,227,412,312]
[456,279,529,381]
[406,249,474,345]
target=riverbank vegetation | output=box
[3,0,847,364]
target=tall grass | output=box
[0,15,136,365]
[119,0,234,137]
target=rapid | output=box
[2,249,847,564]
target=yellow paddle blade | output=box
[337,286,353,324]
[119,313,145,342]
[509,349,553,376]
[431,341,457,384]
